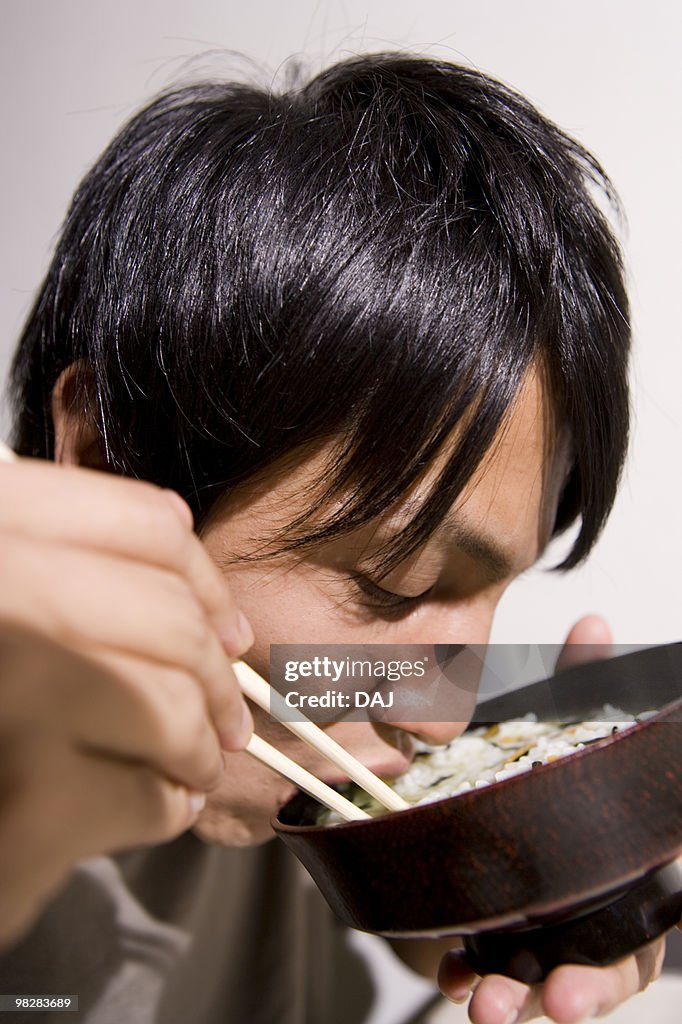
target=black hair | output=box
[9,52,630,570]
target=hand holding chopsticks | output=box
[0,439,263,944]
[0,440,408,823]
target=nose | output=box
[383,604,495,747]
[375,650,481,747]
[390,719,470,746]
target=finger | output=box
[438,949,478,1004]
[2,741,207,863]
[439,953,546,1023]
[541,943,665,1022]
[0,536,250,749]
[0,740,204,948]
[0,459,254,655]
[75,649,227,789]
[555,615,613,672]
[0,625,222,790]
[452,941,666,1024]
[467,972,538,1024]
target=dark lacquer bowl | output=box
[273,643,682,982]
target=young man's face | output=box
[194,370,570,845]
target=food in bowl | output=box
[317,705,653,824]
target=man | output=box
[0,53,664,1023]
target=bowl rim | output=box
[273,688,682,836]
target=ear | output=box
[51,363,108,469]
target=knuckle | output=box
[132,478,170,507]
[146,671,219,784]
[199,567,228,615]
[179,696,211,753]
[159,673,209,747]
[159,511,191,567]
[137,486,191,563]
[179,611,215,671]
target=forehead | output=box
[206,368,569,576]
[440,368,569,572]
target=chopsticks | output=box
[234,660,409,814]
[245,734,370,821]
[0,440,408,822]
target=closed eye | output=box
[349,572,434,611]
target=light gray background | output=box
[2,0,680,649]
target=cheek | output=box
[225,564,353,652]
[218,558,322,648]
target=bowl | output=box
[273,643,682,981]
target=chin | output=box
[192,812,277,848]
[191,780,298,848]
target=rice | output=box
[317,706,646,825]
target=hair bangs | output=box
[10,53,630,571]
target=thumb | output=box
[555,614,613,672]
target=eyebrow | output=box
[382,495,524,585]
[437,518,518,584]
[380,494,526,583]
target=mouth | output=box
[273,752,413,817]
[315,752,413,789]
[269,726,417,816]
[314,723,418,788]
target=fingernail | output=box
[240,701,254,742]
[503,1011,518,1024]
[450,993,468,1005]
[189,792,206,814]
[220,702,253,751]
[222,611,255,655]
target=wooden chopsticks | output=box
[245,734,370,821]
[0,440,408,823]
[234,660,409,815]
